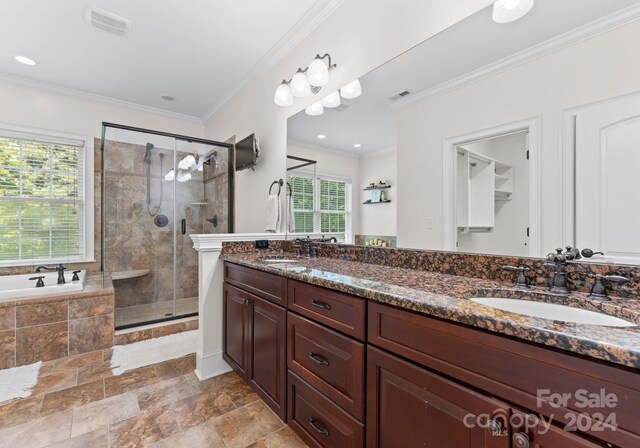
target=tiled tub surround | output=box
[221,245,640,369]
[0,275,114,369]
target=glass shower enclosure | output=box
[101,123,234,329]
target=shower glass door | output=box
[101,124,233,329]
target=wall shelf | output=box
[363,200,392,205]
[363,185,391,191]
[111,269,150,281]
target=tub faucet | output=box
[35,264,67,284]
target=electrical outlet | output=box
[425,217,434,229]
[255,240,269,249]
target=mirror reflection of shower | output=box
[144,142,165,217]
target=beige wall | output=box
[358,150,397,236]
[204,0,494,232]
[396,19,640,253]
[0,83,204,140]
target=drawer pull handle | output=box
[311,299,332,310]
[308,352,329,366]
[309,417,329,436]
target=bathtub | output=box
[0,270,86,301]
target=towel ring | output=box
[269,179,284,196]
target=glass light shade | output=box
[274,82,293,106]
[164,169,175,181]
[340,79,362,99]
[176,171,192,183]
[305,101,324,116]
[290,71,311,97]
[178,155,196,170]
[307,57,329,87]
[492,0,534,23]
[321,91,341,108]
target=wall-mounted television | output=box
[235,133,260,171]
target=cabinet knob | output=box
[488,419,503,436]
[512,432,531,448]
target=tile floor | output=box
[0,350,307,448]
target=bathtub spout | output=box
[34,264,67,284]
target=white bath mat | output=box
[110,330,198,375]
[0,361,42,403]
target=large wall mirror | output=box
[286,0,640,264]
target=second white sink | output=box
[470,297,637,328]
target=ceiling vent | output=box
[84,7,130,37]
[390,90,411,101]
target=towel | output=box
[288,195,295,233]
[265,194,280,232]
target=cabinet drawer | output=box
[288,280,365,340]
[224,262,286,305]
[288,312,364,420]
[368,302,640,447]
[288,372,364,448]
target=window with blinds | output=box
[0,132,86,264]
[287,174,350,235]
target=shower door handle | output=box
[181,218,186,235]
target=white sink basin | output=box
[470,297,637,328]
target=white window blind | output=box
[287,174,350,236]
[0,133,86,264]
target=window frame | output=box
[287,170,352,241]
[0,123,94,267]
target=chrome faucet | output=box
[35,264,67,285]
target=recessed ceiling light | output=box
[317,134,326,139]
[161,95,175,101]
[353,144,362,148]
[14,56,36,66]
[492,0,534,23]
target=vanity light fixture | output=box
[492,0,534,23]
[274,53,336,106]
[15,56,36,66]
[317,134,326,139]
[340,79,362,99]
[305,101,324,116]
[321,91,341,108]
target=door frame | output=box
[560,89,640,250]
[443,117,540,257]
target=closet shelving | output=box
[456,149,512,233]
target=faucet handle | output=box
[587,274,629,301]
[72,270,81,281]
[29,276,45,288]
[502,266,530,289]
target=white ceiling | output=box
[287,0,640,154]
[0,0,333,119]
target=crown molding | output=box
[0,72,204,124]
[201,0,345,124]
[288,138,360,159]
[391,3,640,112]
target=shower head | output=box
[144,142,154,164]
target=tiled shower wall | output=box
[0,139,231,311]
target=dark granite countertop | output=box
[221,252,640,370]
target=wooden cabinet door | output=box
[249,295,287,420]
[367,346,510,448]
[223,283,251,381]
[510,410,603,448]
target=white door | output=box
[575,93,640,263]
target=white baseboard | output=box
[194,349,232,381]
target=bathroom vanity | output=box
[221,249,640,448]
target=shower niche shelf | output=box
[111,269,150,281]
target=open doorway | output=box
[443,118,540,257]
